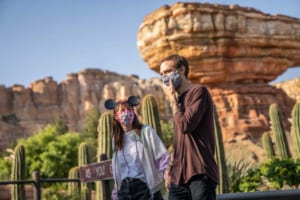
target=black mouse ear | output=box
[127,96,140,107]
[104,99,117,110]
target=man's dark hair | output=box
[161,54,189,78]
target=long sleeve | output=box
[146,126,170,176]
[140,125,171,193]
[155,151,170,176]
[174,86,210,133]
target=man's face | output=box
[160,60,176,77]
[160,60,184,88]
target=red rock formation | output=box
[137,2,299,140]
[209,84,294,141]
[0,69,167,151]
[274,77,300,103]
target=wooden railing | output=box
[0,171,79,200]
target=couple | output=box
[104,54,219,200]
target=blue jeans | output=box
[118,177,164,200]
[168,175,217,200]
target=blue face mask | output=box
[161,71,182,89]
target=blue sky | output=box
[1,0,299,87]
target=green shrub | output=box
[17,124,81,180]
[227,160,254,192]
[0,151,12,180]
[237,158,300,192]
[160,120,174,148]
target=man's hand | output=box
[162,78,175,97]
[163,79,178,114]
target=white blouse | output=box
[117,130,146,183]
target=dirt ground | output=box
[224,129,296,168]
[224,139,267,169]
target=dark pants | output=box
[168,175,217,200]
[118,177,164,200]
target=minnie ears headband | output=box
[104,96,140,110]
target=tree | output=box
[0,150,13,180]
[18,124,81,179]
[53,118,68,135]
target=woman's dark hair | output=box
[112,112,143,151]
[161,54,189,77]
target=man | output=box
[160,54,219,200]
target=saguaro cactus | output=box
[97,112,113,159]
[11,144,26,200]
[262,132,275,160]
[78,142,90,167]
[96,112,113,200]
[291,103,300,158]
[78,142,91,199]
[269,103,291,159]
[68,166,80,199]
[213,106,229,194]
[141,94,162,137]
[81,186,91,200]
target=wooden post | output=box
[32,171,41,200]
[78,155,113,199]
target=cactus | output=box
[68,166,80,199]
[141,94,162,138]
[78,142,91,199]
[11,144,26,200]
[81,186,91,200]
[262,132,275,159]
[269,103,291,159]
[97,112,113,159]
[213,105,229,194]
[78,142,90,167]
[291,103,300,158]
[96,112,113,200]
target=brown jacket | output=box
[171,84,219,185]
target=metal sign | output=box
[79,159,113,182]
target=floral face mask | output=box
[161,71,182,89]
[115,109,135,126]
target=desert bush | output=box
[160,120,174,148]
[227,160,254,192]
[237,158,300,192]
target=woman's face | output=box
[114,103,135,127]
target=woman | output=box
[104,96,170,200]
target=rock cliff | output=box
[274,77,300,103]
[0,69,168,151]
[137,2,299,141]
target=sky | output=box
[1,0,300,87]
